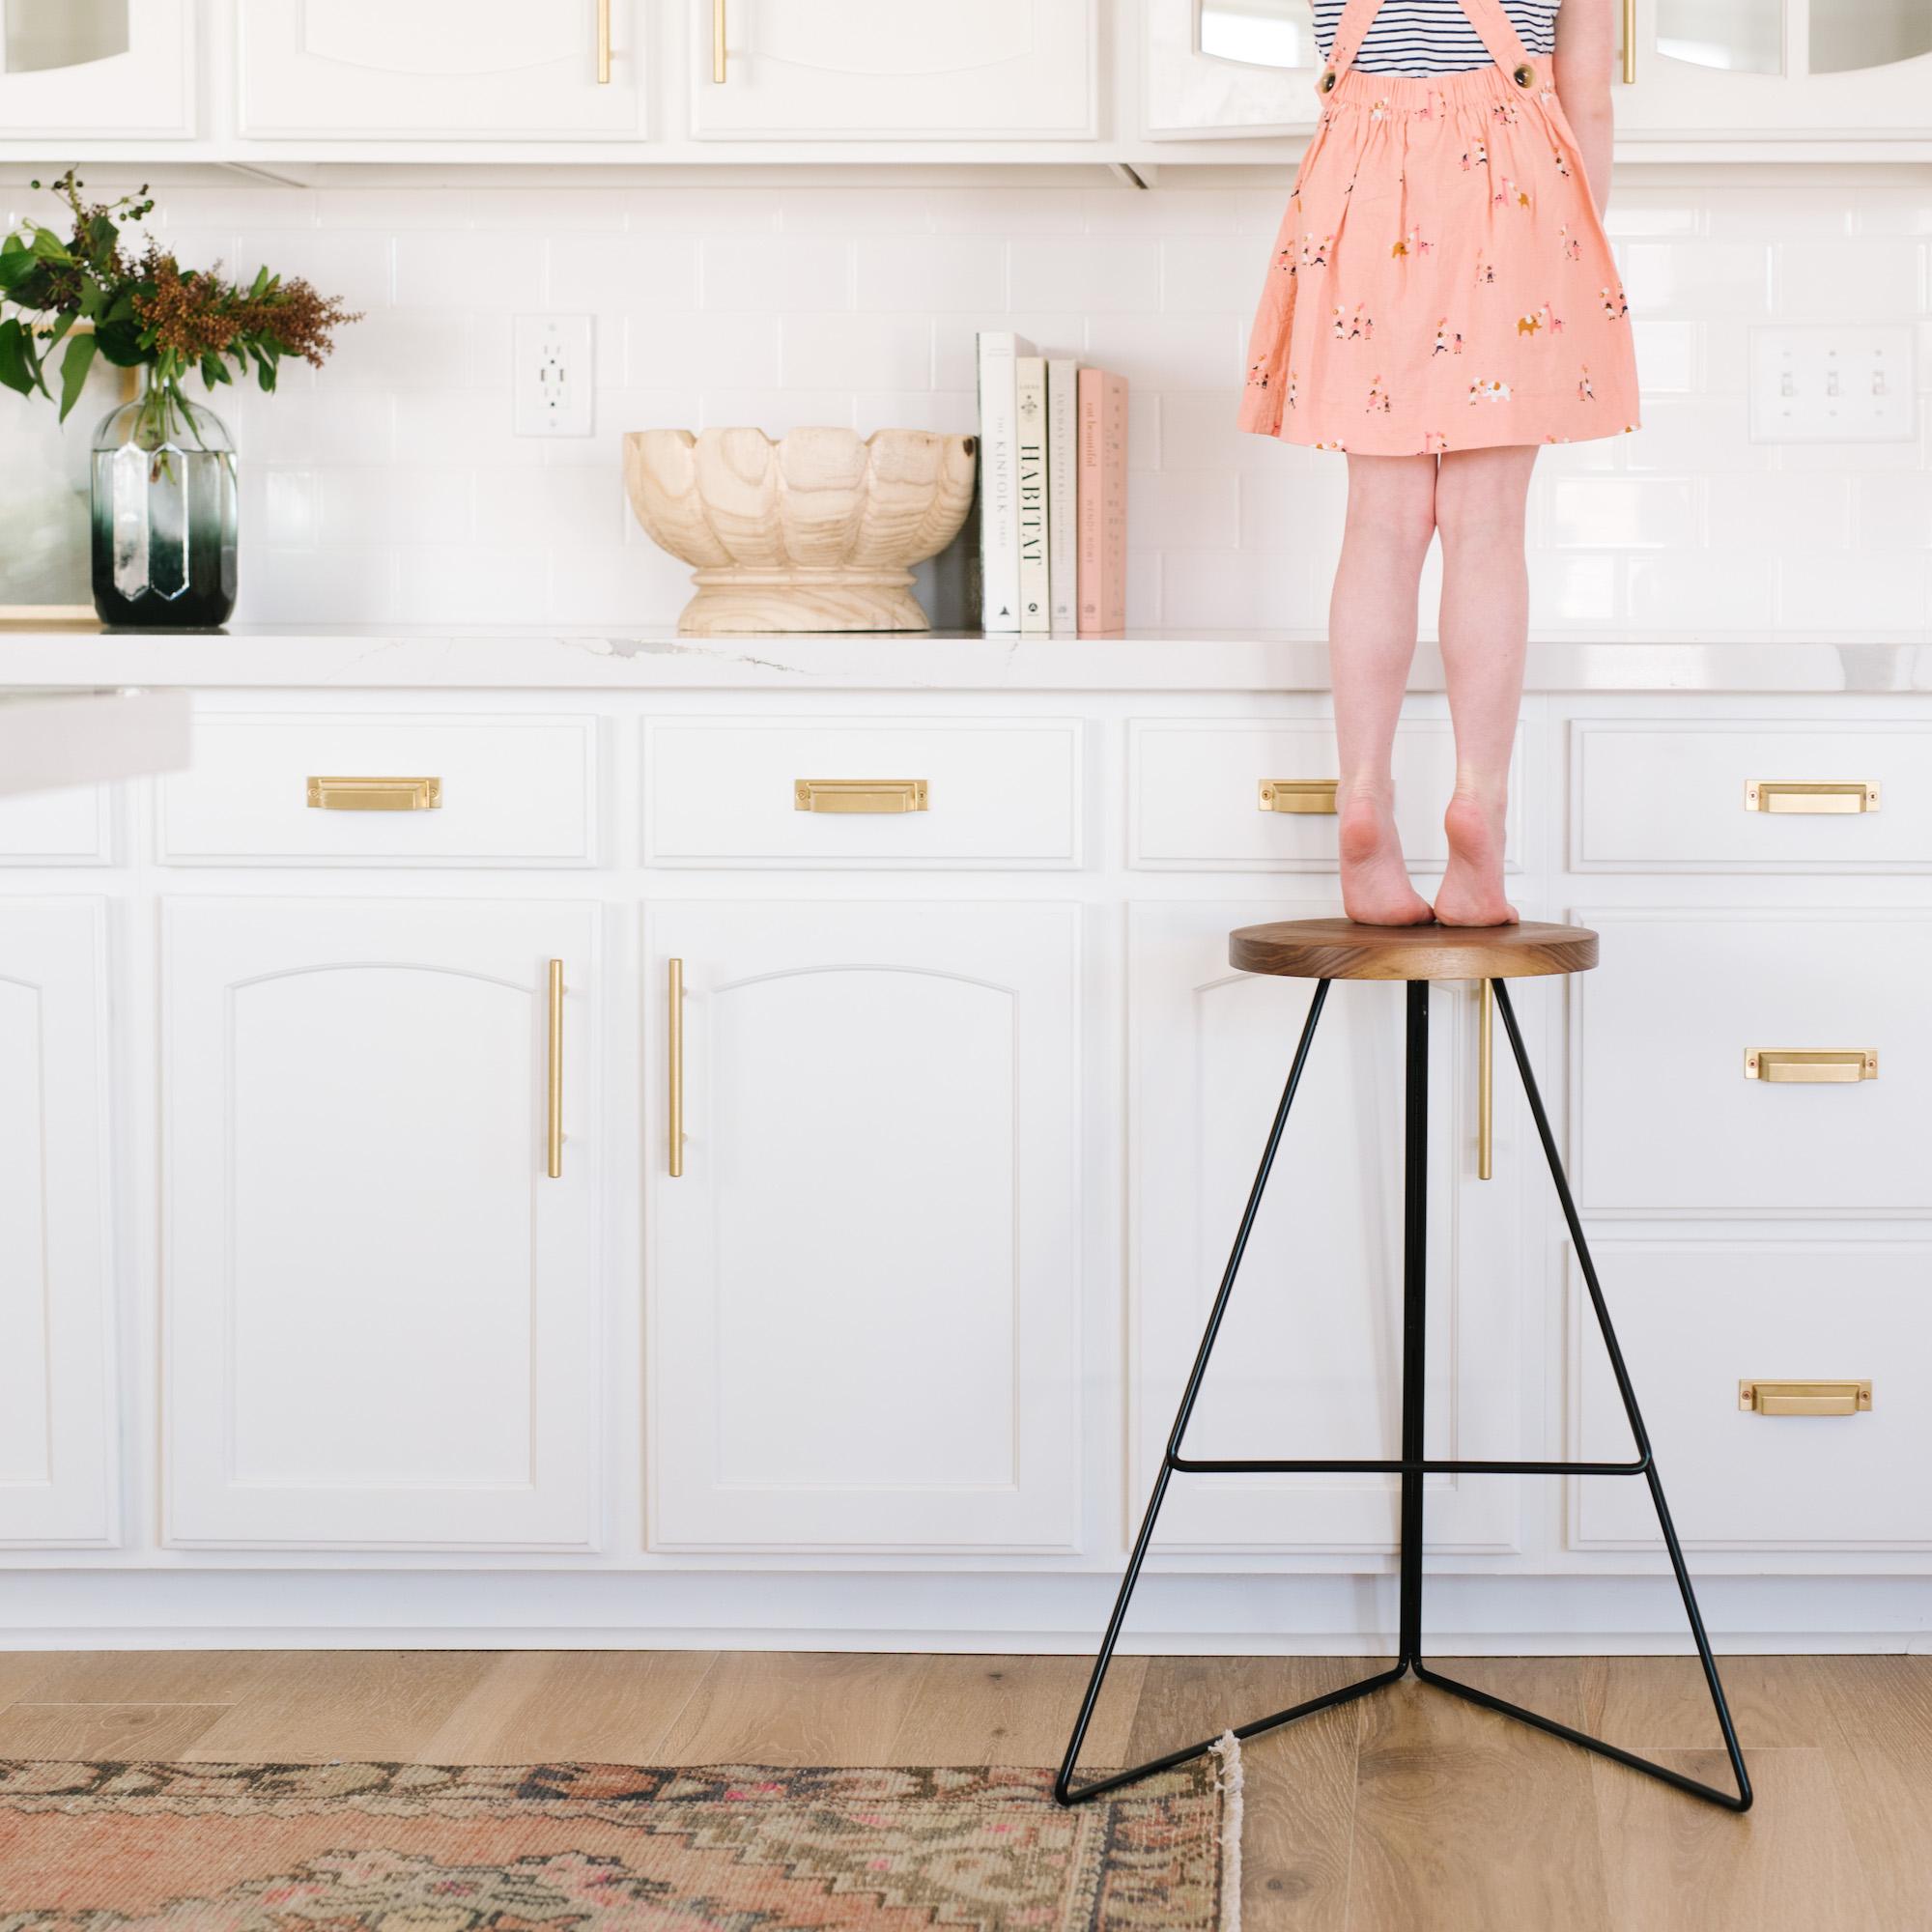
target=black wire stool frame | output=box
[1056,973,1751,1813]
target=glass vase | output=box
[89,367,239,629]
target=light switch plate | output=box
[514,313,594,438]
[1749,325,1917,443]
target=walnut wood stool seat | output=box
[1057,919,1751,1815]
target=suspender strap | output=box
[1322,0,1537,88]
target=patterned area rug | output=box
[0,1751,1240,1931]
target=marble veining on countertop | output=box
[0,626,1927,693]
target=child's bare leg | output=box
[1433,444,1537,926]
[1329,453,1436,926]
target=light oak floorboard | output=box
[1810,1660,1932,1932]
[1349,1665,1612,1932]
[1132,1657,1368,1932]
[11,1650,271,1708]
[885,1653,1147,1769]
[654,1651,926,1767]
[0,1703,231,1759]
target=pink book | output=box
[1077,368,1128,636]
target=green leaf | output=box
[0,318,34,398]
[0,245,40,293]
[86,212,118,263]
[56,330,97,421]
[29,227,73,264]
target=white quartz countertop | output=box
[0,627,1927,694]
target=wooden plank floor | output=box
[2,1651,1922,1931]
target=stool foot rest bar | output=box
[1055,957,1751,1815]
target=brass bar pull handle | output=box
[1739,1379,1871,1417]
[668,956,685,1179]
[306,776,442,812]
[794,779,929,814]
[1621,0,1636,83]
[713,0,727,83]
[547,959,564,1180]
[1257,780,1339,815]
[1745,781,1880,814]
[597,0,612,82]
[1478,979,1493,1181]
[1745,1048,1878,1084]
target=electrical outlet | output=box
[514,313,594,438]
[1749,325,1917,443]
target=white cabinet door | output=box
[1145,0,1319,137]
[646,899,1081,1551]
[1130,901,1518,1554]
[239,0,644,139]
[0,0,191,139]
[0,900,116,1546]
[694,0,1095,139]
[162,896,600,1549]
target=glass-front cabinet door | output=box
[0,0,190,137]
[1146,0,1321,136]
[1620,0,1932,135]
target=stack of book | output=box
[975,332,1127,637]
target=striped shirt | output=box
[1314,0,1559,74]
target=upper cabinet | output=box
[1146,0,1318,138]
[238,0,645,139]
[1618,0,1932,135]
[692,0,1096,140]
[0,0,192,137]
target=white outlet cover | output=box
[1748,325,1917,444]
[514,313,594,438]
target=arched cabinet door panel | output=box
[1145,0,1320,138]
[644,898,1081,1552]
[694,0,1095,140]
[0,0,191,139]
[0,899,116,1547]
[239,0,645,139]
[161,896,600,1549]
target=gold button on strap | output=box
[1319,67,1338,92]
[1513,62,1535,87]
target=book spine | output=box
[1015,355,1049,634]
[1046,358,1079,635]
[1076,367,1102,638]
[975,332,1021,633]
[1100,373,1129,633]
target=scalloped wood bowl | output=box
[623,425,979,635]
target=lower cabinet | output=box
[161,895,600,1549]
[645,897,1081,1551]
[1130,900,1519,1554]
[0,899,116,1545]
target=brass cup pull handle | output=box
[1739,1379,1871,1417]
[1621,0,1635,83]
[1258,780,1339,815]
[794,779,929,814]
[713,0,727,82]
[1478,979,1493,1181]
[1745,781,1880,814]
[1745,1049,1878,1084]
[307,775,442,812]
[597,0,611,82]
[547,959,564,1180]
[668,956,685,1179]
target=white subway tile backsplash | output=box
[86,176,1915,639]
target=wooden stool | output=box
[1057,920,1751,1814]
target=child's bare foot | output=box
[1338,793,1434,925]
[1435,791,1518,926]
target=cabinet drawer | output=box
[1573,721,1932,872]
[0,786,109,865]
[1574,910,1931,1216]
[1574,1244,1931,1550]
[157,716,597,866]
[644,719,1081,867]
[1130,721,1520,871]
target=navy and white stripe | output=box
[1314,0,1559,75]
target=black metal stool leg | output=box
[1412,978,1752,1814]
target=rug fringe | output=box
[1208,1729,1243,1932]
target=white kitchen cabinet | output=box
[162,895,600,1548]
[1129,899,1519,1554]
[238,0,645,139]
[693,0,1096,140]
[0,0,192,139]
[645,897,1081,1551]
[1145,0,1319,139]
[0,899,117,1546]
[1618,0,1932,137]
